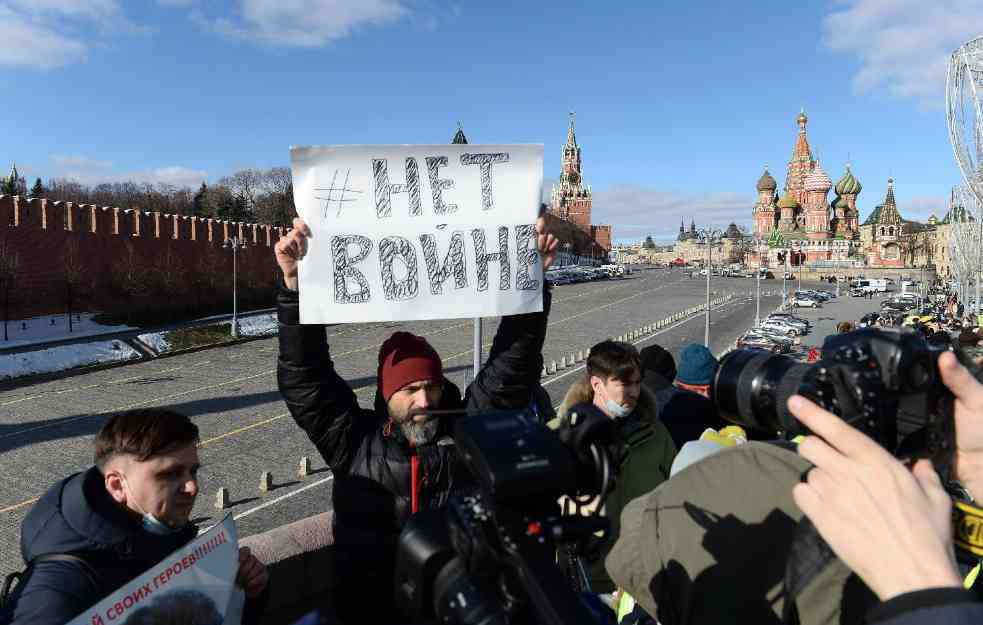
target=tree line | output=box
[3,165,297,228]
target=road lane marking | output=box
[0,362,213,407]
[232,475,336,522]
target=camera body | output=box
[713,327,954,459]
[394,406,618,625]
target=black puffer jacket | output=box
[276,283,551,624]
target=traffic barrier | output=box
[298,457,312,478]
[260,471,274,493]
[215,487,229,510]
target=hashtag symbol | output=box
[314,169,363,218]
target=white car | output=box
[792,296,821,308]
[760,319,802,337]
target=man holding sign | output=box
[276,142,558,625]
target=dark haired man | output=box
[274,216,558,624]
[0,409,268,625]
[554,340,676,595]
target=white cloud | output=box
[51,154,114,170]
[903,194,947,221]
[822,0,983,106]
[0,0,141,69]
[211,0,409,47]
[0,6,87,69]
[49,154,207,188]
[592,184,753,243]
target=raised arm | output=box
[275,220,362,473]
[466,216,557,411]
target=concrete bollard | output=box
[560,356,567,369]
[542,366,548,378]
[577,350,584,361]
[549,360,557,374]
[299,456,312,478]
[215,487,229,510]
[569,353,575,364]
[260,471,273,493]
[586,348,591,358]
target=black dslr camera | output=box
[394,406,619,625]
[712,327,956,465]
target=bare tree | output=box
[112,240,148,299]
[0,236,19,341]
[154,242,185,300]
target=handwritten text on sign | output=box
[290,145,544,323]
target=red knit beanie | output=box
[378,332,443,402]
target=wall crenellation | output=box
[0,194,288,321]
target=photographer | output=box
[788,349,983,622]
[275,216,558,625]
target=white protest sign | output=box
[290,144,545,323]
[66,514,243,625]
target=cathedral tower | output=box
[753,166,778,236]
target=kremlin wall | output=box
[0,194,283,321]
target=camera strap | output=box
[953,500,983,560]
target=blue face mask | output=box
[123,476,186,536]
[604,398,631,419]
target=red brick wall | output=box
[0,195,285,320]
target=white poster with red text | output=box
[66,514,243,625]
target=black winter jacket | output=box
[0,469,193,624]
[276,283,551,623]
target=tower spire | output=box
[566,111,577,147]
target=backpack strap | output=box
[1,553,101,610]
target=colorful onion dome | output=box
[804,161,832,192]
[777,191,798,209]
[756,167,777,192]
[834,166,862,195]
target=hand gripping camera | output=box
[394,405,619,625]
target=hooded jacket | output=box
[1,467,199,625]
[276,282,551,624]
[553,377,677,593]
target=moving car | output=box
[849,287,866,297]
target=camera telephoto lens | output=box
[432,558,510,625]
[712,349,815,437]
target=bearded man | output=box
[274,216,557,624]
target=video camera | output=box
[712,327,956,465]
[394,405,620,625]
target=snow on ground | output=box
[137,332,172,354]
[0,340,141,380]
[1,311,277,380]
[236,313,278,337]
[0,313,134,349]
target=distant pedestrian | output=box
[656,344,730,449]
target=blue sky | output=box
[2,0,981,243]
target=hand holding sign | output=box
[289,144,546,323]
[235,546,269,598]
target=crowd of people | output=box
[2,216,982,625]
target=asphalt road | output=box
[0,267,785,575]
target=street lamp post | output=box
[223,237,247,338]
[698,228,723,347]
[752,237,763,328]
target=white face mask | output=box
[122,475,185,536]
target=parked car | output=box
[792,296,821,308]
[784,271,794,280]
[859,312,881,328]
[755,328,796,349]
[760,319,803,336]
[849,288,866,297]
[767,313,811,330]
[767,316,809,333]
[737,332,786,353]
